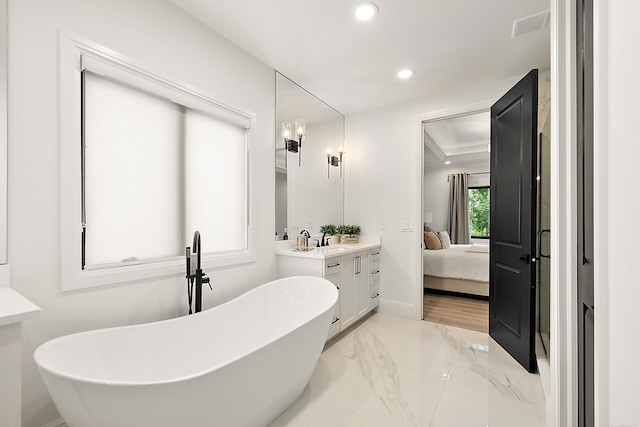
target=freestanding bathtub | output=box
[34,276,338,427]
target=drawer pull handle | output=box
[331,317,340,324]
[372,252,380,256]
[327,263,340,268]
[371,293,380,299]
[371,270,380,274]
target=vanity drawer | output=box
[370,247,381,261]
[324,258,342,277]
[327,302,341,339]
[369,282,380,310]
[369,259,380,283]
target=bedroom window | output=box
[468,186,490,238]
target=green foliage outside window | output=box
[469,187,490,238]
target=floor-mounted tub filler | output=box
[34,276,338,427]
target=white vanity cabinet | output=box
[324,260,342,339]
[341,250,370,329]
[369,247,381,310]
[276,242,381,341]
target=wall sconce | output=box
[327,147,345,179]
[282,119,305,167]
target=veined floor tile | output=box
[270,312,547,427]
[383,320,462,376]
[333,312,413,352]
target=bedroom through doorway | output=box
[421,110,491,333]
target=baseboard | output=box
[378,299,415,319]
[41,418,66,427]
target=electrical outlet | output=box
[380,221,386,231]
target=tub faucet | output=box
[185,231,211,314]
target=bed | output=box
[423,244,489,297]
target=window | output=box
[468,186,490,238]
[82,72,248,269]
[60,33,254,290]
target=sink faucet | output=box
[185,231,211,314]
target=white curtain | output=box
[447,173,471,244]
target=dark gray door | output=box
[489,69,538,373]
[577,0,595,424]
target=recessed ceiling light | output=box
[397,68,415,79]
[444,161,451,165]
[354,2,378,22]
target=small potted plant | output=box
[319,224,338,246]
[337,224,362,244]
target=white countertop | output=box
[276,237,381,260]
[0,287,41,327]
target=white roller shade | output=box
[80,50,252,130]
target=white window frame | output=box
[59,31,255,291]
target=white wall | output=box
[423,164,489,233]
[7,1,275,425]
[596,1,640,425]
[345,75,522,318]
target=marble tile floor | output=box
[269,312,547,427]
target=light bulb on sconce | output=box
[282,119,305,167]
[295,119,305,139]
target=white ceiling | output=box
[423,111,490,168]
[168,0,550,115]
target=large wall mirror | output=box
[275,71,344,239]
[0,0,7,264]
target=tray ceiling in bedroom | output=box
[423,111,490,168]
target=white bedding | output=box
[423,244,489,282]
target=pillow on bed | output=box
[424,231,442,250]
[438,231,451,249]
[424,224,435,234]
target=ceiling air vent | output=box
[511,9,550,38]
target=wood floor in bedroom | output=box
[423,291,489,333]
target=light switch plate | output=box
[401,221,414,232]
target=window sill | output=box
[61,251,255,292]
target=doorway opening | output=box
[421,110,491,333]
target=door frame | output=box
[416,98,494,317]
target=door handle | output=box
[519,254,531,264]
[538,229,551,259]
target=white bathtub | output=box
[34,276,338,427]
